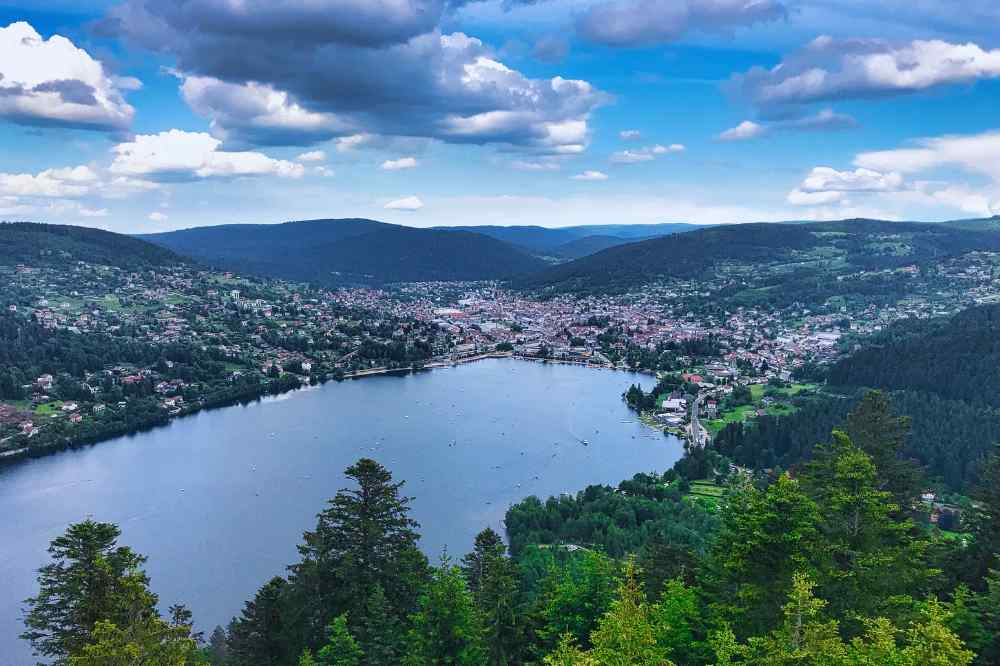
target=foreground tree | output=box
[299,614,363,666]
[226,577,289,666]
[463,529,522,666]
[21,520,157,662]
[843,390,923,511]
[290,459,428,647]
[588,560,674,666]
[206,625,228,665]
[67,577,203,665]
[711,572,974,666]
[404,559,486,666]
[801,431,935,627]
[353,584,406,666]
[531,550,618,655]
[962,448,1000,587]
[461,528,505,597]
[702,474,822,637]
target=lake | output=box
[0,359,681,663]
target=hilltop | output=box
[439,222,701,255]
[139,218,547,285]
[516,218,1000,298]
[0,222,183,270]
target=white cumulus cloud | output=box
[800,167,904,193]
[731,36,1000,116]
[719,120,766,141]
[109,130,305,181]
[787,166,904,207]
[297,150,327,162]
[855,130,1000,182]
[610,143,684,163]
[181,75,353,148]
[384,195,424,211]
[381,157,419,170]
[0,21,136,131]
[0,165,99,198]
[571,170,609,181]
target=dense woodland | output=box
[0,222,182,269]
[827,303,1000,407]
[710,303,1000,491]
[517,219,1000,297]
[141,219,547,285]
[20,392,1000,664]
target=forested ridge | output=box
[517,219,1000,296]
[19,394,1000,664]
[140,219,548,285]
[708,303,1000,491]
[0,222,183,269]
[827,303,1000,406]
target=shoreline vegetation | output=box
[0,353,657,468]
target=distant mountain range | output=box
[138,218,548,284]
[138,218,708,284]
[516,218,1000,295]
[7,215,1000,289]
[0,222,182,269]
[437,222,702,258]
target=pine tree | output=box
[206,626,228,665]
[543,634,596,666]
[532,550,618,653]
[650,578,702,663]
[21,520,156,662]
[589,559,674,666]
[801,431,935,626]
[65,575,204,666]
[470,537,521,666]
[226,577,289,666]
[971,569,1000,664]
[963,447,1000,587]
[844,390,923,511]
[404,559,487,666]
[703,474,822,637]
[290,458,429,648]
[354,585,406,666]
[711,573,975,665]
[306,614,363,666]
[461,528,505,597]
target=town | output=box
[4,247,1000,463]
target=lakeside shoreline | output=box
[0,353,657,469]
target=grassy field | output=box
[686,480,724,509]
[688,480,723,497]
[704,382,818,434]
[705,404,758,433]
[34,401,64,417]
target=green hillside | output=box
[0,222,183,269]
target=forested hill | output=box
[140,218,547,285]
[516,218,1000,294]
[437,222,702,254]
[828,303,1000,407]
[0,222,183,269]
[713,304,1000,491]
[549,234,647,260]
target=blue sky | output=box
[1,0,999,232]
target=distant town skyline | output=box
[1,0,1000,231]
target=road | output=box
[688,392,709,448]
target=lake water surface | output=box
[0,359,681,664]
